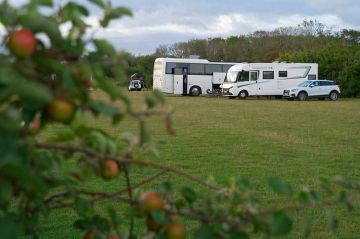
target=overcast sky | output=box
[4,0,360,55]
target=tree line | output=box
[122,20,360,97]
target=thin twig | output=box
[35,143,219,190]
[45,170,169,206]
[123,165,134,237]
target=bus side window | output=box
[205,64,222,75]
[222,65,233,73]
[166,63,176,74]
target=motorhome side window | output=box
[189,64,205,75]
[239,71,250,82]
[263,71,274,79]
[205,64,222,75]
[279,71,288,77]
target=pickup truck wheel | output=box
[329,91,339,101]
[298,92,307,101]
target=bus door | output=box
[173,67,188,95]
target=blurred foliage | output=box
[0,1,359,239]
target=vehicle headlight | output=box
[291,89,298,92]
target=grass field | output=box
[38,91,360,238]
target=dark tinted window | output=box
[166,63,190,74]
[308,74,317,80]
[174,68,183,75]
[279,71,288,77]
[205,64,222,74]
[166,63,176,74]
[239,71,250,82]
[263,71,274,79]
[320,81,335,86]
[319,81,329,86]
[222,64,233,73]
[189,64,204,75]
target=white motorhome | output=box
[153,58,236,96]
[221,62,318,99]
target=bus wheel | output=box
[238,90,248,100]
[190,86,201,96]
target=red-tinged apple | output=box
[28,118,41,135]
[8,29,36,57]
[47,97,75,123]
[140,191,165,213]
[106,235,122,239]
[83,230,97,239]
[101,159,120,180]
[167,223,186,239]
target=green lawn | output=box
[38,91,360,238]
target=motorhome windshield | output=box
[298,81,313,87]
[225,71,238,83]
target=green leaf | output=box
[180,187,197,204]
[90,100,119,117]
[326,209,338,231]
[139,120,150,145]
[0,216,18,239]
[1,164,47,193]
[101,7,132,27]
[150,211,166,224]
[62,2,89,17]
[271,211,293,236]
[145,95,157,109]
[236,177,251,190]
[47,128,76,143]
[153,89,166,104]
[107,7,132,19]
[18,13,62,46]
[86,131,107,153]
[87,0,106,9]
[302,217,311,239]
[30,0,53,7]
[93,39,116,56]
[106,139,117,155]
[195,225,216,239]
[268,176,293,197]
[0,67,53,105]
[108,207,122,227]
[96,77,128,103]
[0,180,13,204]
[75,197,92,216]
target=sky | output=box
[4,0,360,55]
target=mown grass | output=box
[38,91,360,238]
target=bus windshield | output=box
[298,81,313,87]
[225,71,238,83]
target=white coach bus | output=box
[221,62,318,99]
[153,58,236,96]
